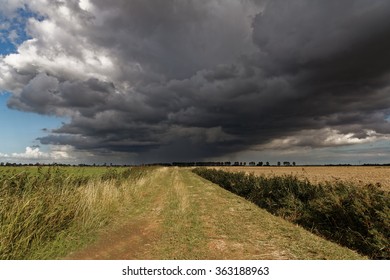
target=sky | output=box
[0,0,390,165]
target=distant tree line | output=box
[165,161,297,167]
[0,162,134,167]
[1,161,389,168]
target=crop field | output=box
[212,166,390,191]
[1,166,388,260]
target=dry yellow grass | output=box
[212,166,390,191]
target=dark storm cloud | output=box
[87,0,260,80]
[249,0,390,136]
[1,0,390,162]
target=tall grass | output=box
[192,168,390,259]
[0,166,149,259]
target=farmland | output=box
[212,166,390,191]
[1,166,388,260]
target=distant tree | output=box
[293,162,296,166]
[257,161,263,166]
[265,161,270,166]
[277,161,281,166]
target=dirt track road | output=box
[66,168,364,260]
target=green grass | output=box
[156,169,207,259]
[0,165,132,177]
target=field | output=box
[213,166,390,191]
[1,166,388,260]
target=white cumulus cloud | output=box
[0,146,73,162]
